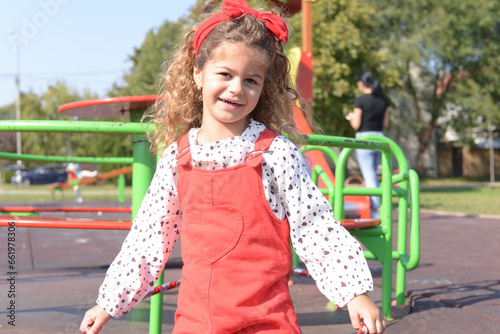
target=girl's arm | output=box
[347,294,386,333]
[268,137,373,307]
[80,305,111,334]
[81,146,182,330]
[269,139,385,332]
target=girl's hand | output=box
[80,304,112,334]
[347,294,387,333]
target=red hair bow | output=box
[193,0,288,56]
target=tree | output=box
[286,0,401,136]
[365,0,500,175]
[18,82,133,175]
[21,83,86,158]
[0,103,16,156]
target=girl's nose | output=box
[228,79,243,95]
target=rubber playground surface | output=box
[0,200,499,333]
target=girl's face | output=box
[193,42,268,142]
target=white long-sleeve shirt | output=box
[97,120,373,318]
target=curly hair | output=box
[143,2,303,155]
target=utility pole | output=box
[6,29,22,157]
[487,119,495,185]
[7,29,23,185]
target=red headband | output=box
[193,0,288,56]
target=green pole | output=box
[0,120,149,135]
[380,147,393,319]
[127,112,161,334]
[0,152,132,164]
[130,132,163,334]
[117,174,126,203]
[359,135,420,308]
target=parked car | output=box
[11,164,68,185]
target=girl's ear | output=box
[193,67,203,89]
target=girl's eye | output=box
[219,72,231,78]
[245,78,257,85]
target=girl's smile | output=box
[193,42,268,144]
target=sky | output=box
[0,0,197,107]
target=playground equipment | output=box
[286,45,420,319]
[0,95,419,331]
[296,133,420,319]
[0,99,162,332]
[0,206,131,213]
[0,151,133,202]
[0,119,149,224]
[49,165,133,201]
[0,215,132,229]
[50,165,132,190]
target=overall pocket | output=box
[183,204,244,264]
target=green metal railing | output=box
[0,119,154,212]
[0,152,132,165]
[0,120,149,135]
[0,119,160,331]
[299,134,420,319]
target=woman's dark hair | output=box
[357,70,383,96]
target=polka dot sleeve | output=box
[264,136,373,307]
[96,143,181,318]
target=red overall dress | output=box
[173,129,301,333]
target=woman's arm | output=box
[347,108,363,130]
[382,107,390,129]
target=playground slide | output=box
[50,166,133,191]
[288,48,370,219]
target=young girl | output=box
[80,1,386,333]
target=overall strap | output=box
[246,129,278,167]
[176,132,192,166]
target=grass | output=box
[0,183,132,203]
[419,186,500,216]
[419,176,498,187]
[417,177,500,216]
[1,178,499,216]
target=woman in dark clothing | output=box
[346,70,389,218]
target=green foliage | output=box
[0,103,14,120]
[15,82,133,178]
[21,83,86,159]
[0,103,16,155]
[105,17,191,181]
[445,1,500,140]
[365,0,500,172]
[287,0,401,136]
